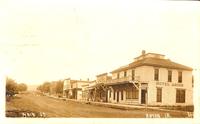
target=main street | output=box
[6,92,190,118]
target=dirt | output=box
[6,92,190,118]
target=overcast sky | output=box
[0,1,200,85]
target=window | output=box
[178,71,182,83]
[117,73,120,79]
[124,71,127,77]
[168,70,172,82]
[192,75,194,87]
[132,69,135,80]
[113,90,115,100]
[156,88,162,102]
[154,68,159,81]
[121,90,123,100]
[126,87,139,99]
[176,89,185,103]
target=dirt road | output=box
[6,92,190,118]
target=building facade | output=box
[82,80,96,101]
[63,51,193,106]
[105,51,193,106]
[82,51,193,106]
[63,78,89,100]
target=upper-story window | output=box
[178,71,182,83]
[132,69,135,80]
[192,75,194,87]
[124,71,127,77]
[168,70,172,82]
[154,68,159,81]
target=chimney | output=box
[142,50,146,55]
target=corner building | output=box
[106,51,193,106]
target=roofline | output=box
[110,66,129,73]
[134,53,165,59]
[96,73,108,77]
[110,60,193,74]
[111,63,193,74]
[110,65,129,73]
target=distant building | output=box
[82,80,96,101]
[63,78,89,100]
[93,73,112,102]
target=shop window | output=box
[117,73,120,79]
[176,89,185,103]
[126,87,138,99]
[124,71,127,77]
[121,90,123,100]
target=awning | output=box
[105,81,131,86]
[71,88,82,90]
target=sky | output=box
[0,1,200,85]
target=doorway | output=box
[141,89,147,104]
[117,91,119,102]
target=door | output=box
[141,90,146,104]
[117,91,119,102]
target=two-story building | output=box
[63,51,193,106]
[82,80,96,101]
[106,50,193,106]
[94,73,112,102]
[63,78,89,100]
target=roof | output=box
[96,73,108,77]
[134,53,165,60]
[68,80,89,83]
[111,57,193,73]
[110,65,129,73]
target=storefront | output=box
[106,82,140,104]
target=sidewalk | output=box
[47,95,189,113]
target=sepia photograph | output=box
[0,0,200,124]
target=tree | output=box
[37,85,43,92]
[17,83,27,92]
[37,80,64,96]
[55,80,63,94]
[43,82,51,93]
[49,82,57,94]
[6,77,18,96]
[37,82,51,93]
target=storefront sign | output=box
[156,82,170,86]
[156,82,183,87]
[171,83,183,87]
